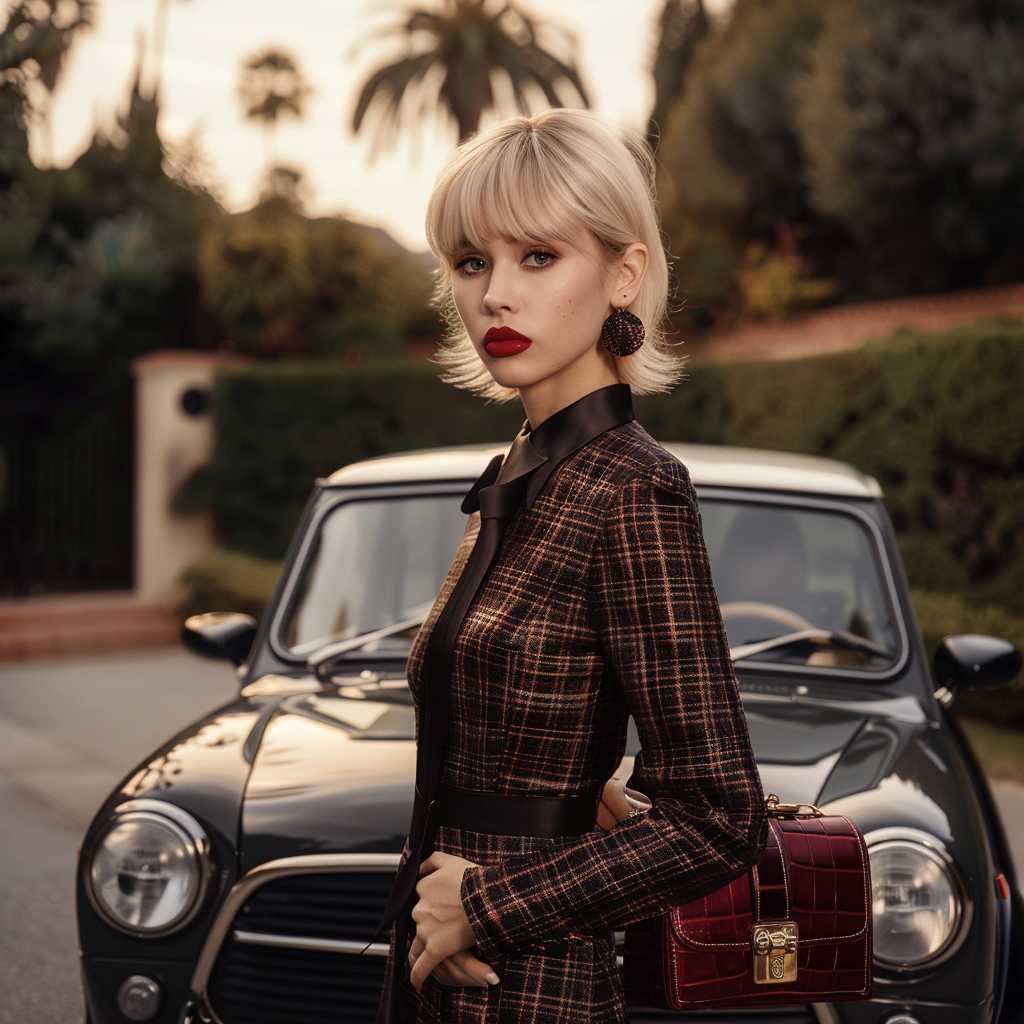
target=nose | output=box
[482,259,518,315]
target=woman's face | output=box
[448,229,643,423]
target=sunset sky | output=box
[35,0,733,250]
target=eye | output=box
[523,250,556,268]
[454,255,488,275]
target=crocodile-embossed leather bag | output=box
[621,795,872,1010]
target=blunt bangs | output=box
[429,130,597,259]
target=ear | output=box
[610,243,649,308]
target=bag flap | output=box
[669,814,870,951]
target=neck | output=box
[518,347,621,429]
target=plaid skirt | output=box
[380,824,630,1024]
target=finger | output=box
[431,957,484,987]
[407,934,425,970]
[448,949,500,986]
[410,945,447,990]
[419,852,446,875]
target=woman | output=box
[377,108,766,1024]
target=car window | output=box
[283,495,466,657]
[700,500,899,670]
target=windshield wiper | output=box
[730,628,894,664]
[307,614,428,677]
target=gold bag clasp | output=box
[750,921,798,984]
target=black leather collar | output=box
[463,384,635,513]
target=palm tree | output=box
[351,0,589,152]
[237,48,312,162]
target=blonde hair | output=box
[425,108,682,400]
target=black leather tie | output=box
[376,447,535,1022]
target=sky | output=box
[35,0,733,252]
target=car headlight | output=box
[866,828,969,969]
[86,800,212,937]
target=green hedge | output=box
[203,318,1024,609]
[204,362,525,558]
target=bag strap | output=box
[750,818,790,923]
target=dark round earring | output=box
[601,308,645,356]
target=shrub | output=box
[208,361,524,558]
[180,547,283,622]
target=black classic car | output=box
[78,442,1024,1024]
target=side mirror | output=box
[182,612,257,666]
[934,634,1022,699]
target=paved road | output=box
[0,649,238,1024]
[1,651,1023,1023]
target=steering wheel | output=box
[719,601,814,632]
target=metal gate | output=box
[0,378,134,596]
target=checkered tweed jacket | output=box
[390,420,767,1023]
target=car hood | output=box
[239,682,931,873]
[240,688,417,873]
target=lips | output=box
[483,326,532,357]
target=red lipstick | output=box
[484,326,532,357]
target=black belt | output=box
[433,785,600,838]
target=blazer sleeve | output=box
[460,462,767,961]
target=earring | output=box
[601,308,645,356]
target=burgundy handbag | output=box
[620,795,872,1010]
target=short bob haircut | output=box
[425,108,681,401]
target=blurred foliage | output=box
[658,0,1024,319]
[180,546,283,622]
[206,361,525,558]
[198,182,432,358]
[237,48,311,131]
[351,0,589,149]
[647,0,709,152]
[736,235,837,319]
[955,715,1024,778]
[0,0,216,389]
[0,1,436,400]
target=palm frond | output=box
[352,50,440,131]
[350,0,590,150]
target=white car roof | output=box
[325,442,882,499]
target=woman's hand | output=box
[407,852,500,990]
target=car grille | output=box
[230,870,395,942]
[205,869,818,1024]
[207,870,394,1024]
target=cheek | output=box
[552,269,609,323]
[450,282,480,326]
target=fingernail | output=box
[486,972,500,985]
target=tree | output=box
[198,194,432,359]
[796,0,1024,294]
[237,48,312,161]
[655,0,828,313]
[351,0,589,151]
[647,0,709,152]
[0,0,94,176]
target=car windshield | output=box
[700,500,898,670]
[283,495,466,657]
[282,491,899,672]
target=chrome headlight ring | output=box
[865,826,972,971]
[84,799,214,938]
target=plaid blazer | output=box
[393,420,767,1024]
